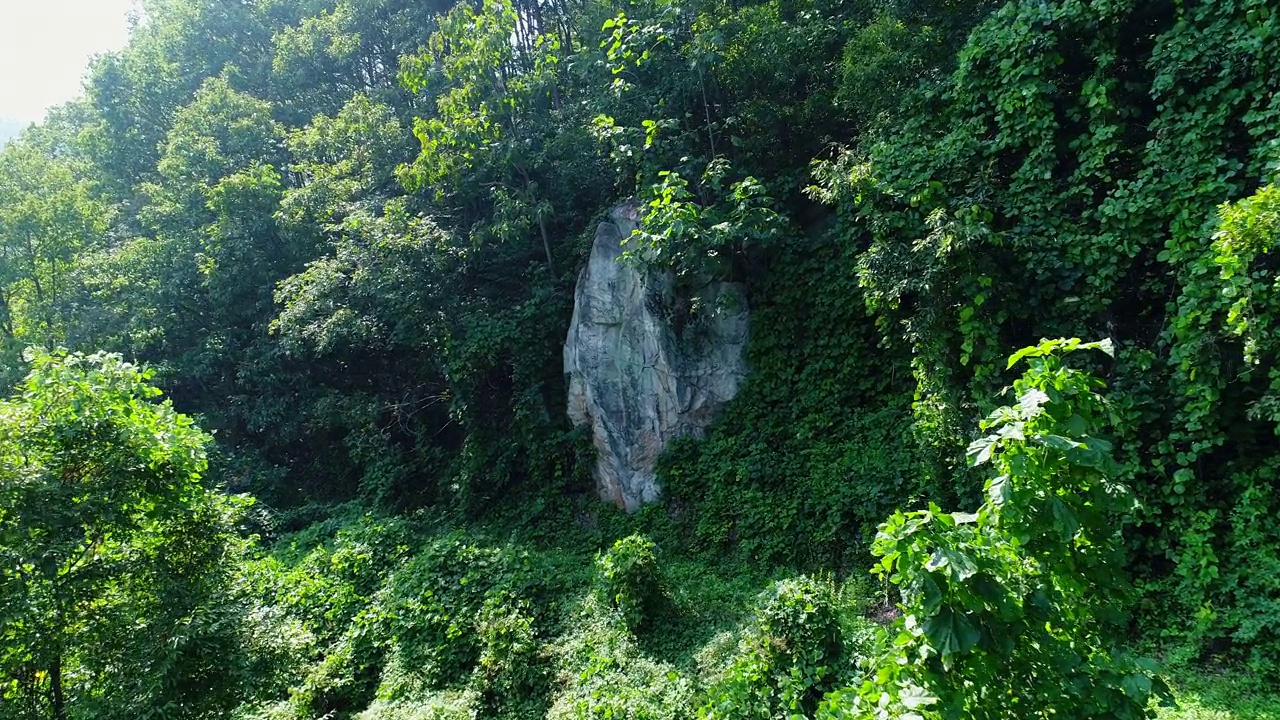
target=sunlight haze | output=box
[0,0,137,127]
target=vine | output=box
[821,339,1167,720]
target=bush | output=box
[702,577,848,720]
[596,535,666,632]
[820,339,1166,720]
[754,578,844,670]
[355,690,476,720]
[547,604,696,720]
[470,596,549,719]
[261,523,550,719]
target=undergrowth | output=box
[230,341,1272,720]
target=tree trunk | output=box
[51,654,65,720]
[539,214,556,277]
[24,231,45,306]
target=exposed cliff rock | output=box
[564,205,749,511]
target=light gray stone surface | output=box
[564,205,749,511]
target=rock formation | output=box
[564,205,749,511]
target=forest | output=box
[0,0,1278,718]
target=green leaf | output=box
[899,682,938,710]
[988,474,1012,506]
[967,435,997,466]
[926,547,979,582]
[922,606,981,659]
[1120,673,1152,702]
[1018,389,1050,416]
[1006,344,1043,369]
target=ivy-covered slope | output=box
[815,0,1280,668]
[0,0,1278,716]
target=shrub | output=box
[596,535,666,632]
[470,596,549,719]
[287,604,388,719]
[355,690,476,720]
[702,577,847,720]
[547,605,696,720]
[820,339,1166,720]
[378,533,540,691]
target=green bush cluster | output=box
[237,512,908,720]
[820,340,1165,720]
[227,517,567,720]
[702,577,851,720]
[472,598,547,719]
[547,609,697,720]
[596,535,666,632]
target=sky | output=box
[0,0,138,129]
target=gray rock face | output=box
[564,205,749,511]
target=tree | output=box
[127,75,299,416]
[83,0,287,194]
[401,0,609,275]
[268,0,448,123]
[0,349,253,719]
[823,339,1165,720]
[0,142,109,369]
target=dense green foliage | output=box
[0,351,261,718]
[1,0,1278,717]
[825,339,1162,719]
